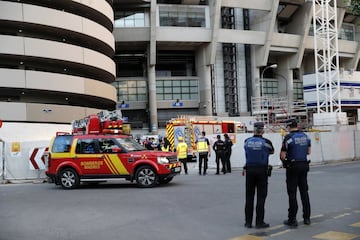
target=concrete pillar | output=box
[197,46,212,116]
[277,58,293,114]
[148,0,157,134]
[251,46,261,99]
[148,64,158,134]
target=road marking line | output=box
[312,214,324,219]
[313,231,359,240]
[229,235,264,240]
[269,229,293,237]
[350,222,360,227]
[267,224,284,230]
[333,213,351,219]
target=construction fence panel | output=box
[2,140,50,181]
[309,131,355,163]
[205,130,358,170]
[354,130,360,160]
[0,130,359,181]
[0,141,3,180]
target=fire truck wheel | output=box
[159,177,173,184]
[59,168,80,189]
[135,166,158,188]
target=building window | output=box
[156,79,199,100]
[113,80,147,102]
[263,80,278,97]
[158,5,208,28]
[339,23,355,41]
[293,81,303,100]
[114,11,145,28]
[309,22,355,41]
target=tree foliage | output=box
[345,0,360,16]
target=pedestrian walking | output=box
[280,118,311,227]
[196,131,211,175]
[176,136,188,174]
[224,133,233,173]
[213,135,226,174]
[243,122,274,229]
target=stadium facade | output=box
[1,0,359,131]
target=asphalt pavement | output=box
[0,161,360,240]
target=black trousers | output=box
[198,153,208,174]
[215,152,225,173]
[286,162,311,221]
[245,166,268,225]
[224,151,231,172]
[179,158,188,174]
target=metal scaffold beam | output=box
[312,0,341,114]
[311,0,348,125]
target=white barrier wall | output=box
[0,123,71,181]
[205,130,358,169]
[2,140,49,180]
[0,124,359,181]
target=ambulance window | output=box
[76,139,98,154]
[52,136,72,153]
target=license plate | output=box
[173,167,181,172]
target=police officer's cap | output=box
[285,118,297,128]
[254,122,264,129]
[178,136,183,141]
[224,133,229,138]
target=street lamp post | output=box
[260,64,278,97]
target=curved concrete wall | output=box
[0,1,116,123]
[0,2,114,49]
[0,36,115,74]
[0,69,115,99]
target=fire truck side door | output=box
[74,138,107,175]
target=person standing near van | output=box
[196,131,211,175]
[176,136,188,174]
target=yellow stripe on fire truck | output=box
[104,154,129,175]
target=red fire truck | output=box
[45,110,181,189]
[165,116,245,158]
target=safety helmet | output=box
[178,136,183,141]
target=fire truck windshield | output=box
[116,137,146,152]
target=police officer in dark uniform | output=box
[224,133,233,173]
[280,118,311,227]
[213,135,226,174]
[243,122,274,229]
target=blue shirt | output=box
[281,130,311,161]
[244,135,274,166]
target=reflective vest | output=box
[196,138,208,153]
[176,142,188,159]
[161,145,170,152]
